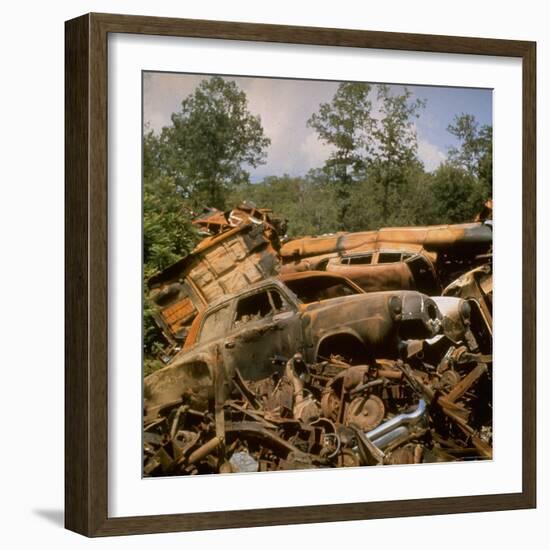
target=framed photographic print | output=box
[65,13,536,537]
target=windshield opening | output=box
[284,276,361,303]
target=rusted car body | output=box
[146,211,491,353]
[144,273,441,421]
[281,221,492,288]
[318,250,439,295]
[147,220,281,347]
[443,263,493,353]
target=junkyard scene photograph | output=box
[142,73,493,476]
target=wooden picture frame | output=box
[65,12,536,537]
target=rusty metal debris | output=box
[280,220,492,291]
[144,203,493,476]
[147,205,282,352]
[192,202,286,237]
[144,347,492,474]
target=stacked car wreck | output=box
[144,203,493,476]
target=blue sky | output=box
[143,73,492,180]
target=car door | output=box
[222,286,303,381]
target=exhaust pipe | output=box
[366,399,427,450]
[370,426,409,449]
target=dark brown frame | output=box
[65,12,537,537]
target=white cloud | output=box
[143,73,206,132]
[143,74,451,177]
[417,138,446,172]
[234,77,338,178]
[144,73,339,179]
[300,131,333,168]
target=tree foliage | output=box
[371,85,425,166]
[307,83,374,184]
[151,76,271,210]
[447,113,492,195]
[308,83,426,227]
[143,175,198,278]
[367,85,426,223]
[427,163,486,224]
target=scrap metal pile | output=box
[144,202,493,476]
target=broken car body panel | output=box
[280,221,492,289]
[144,273,442,421]
[147,220,281,346]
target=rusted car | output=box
[147,218,281,349]
[146,206,492,360]
[144,272,443,421]
[443,263,492,353]
[281,221,492,287]
[318,249,440,295]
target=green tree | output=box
[143,175,198,278]
[143,125,162,180]
[307,83,374,186]
[346,160,430,231]
[427,163,486,224]
[308,83,425,227]
[369,85,426,222]
[154,76,270,210]
[447,113,492,197]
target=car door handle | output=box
[224,341,235,349]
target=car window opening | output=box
[378,252,402,264]
[347,254,373,265]
[234,291,275,326]
[284,277,360,303]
